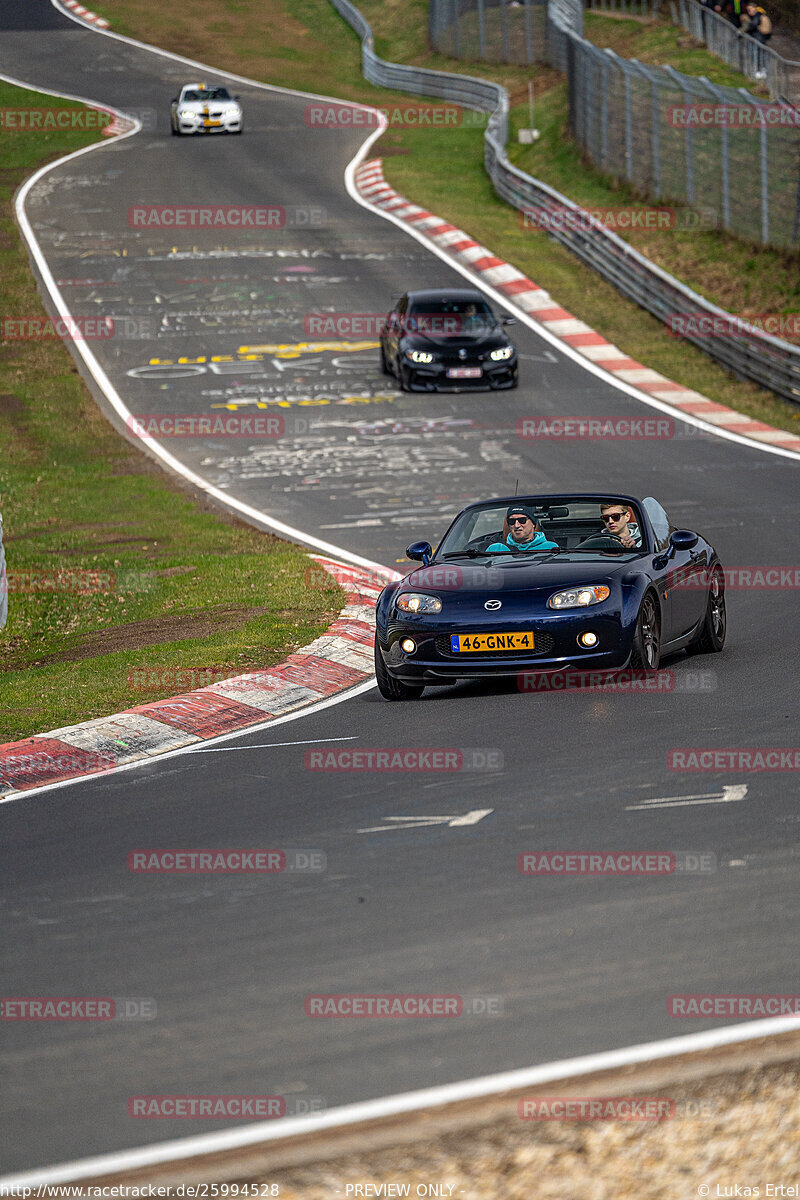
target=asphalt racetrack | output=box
[0,0,798,1173]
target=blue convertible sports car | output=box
[374,493,726,700]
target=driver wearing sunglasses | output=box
[485,505,559,554]
[599,501,641,548]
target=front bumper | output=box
[377,615,633,683]
[404,357,517,391]
[176,114,242,134]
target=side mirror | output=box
[406,541,433,566]
[669,529,699,554]
[171,97,178,103]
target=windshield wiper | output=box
[440,549,491,559]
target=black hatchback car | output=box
[379,288,518,391]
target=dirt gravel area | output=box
[245,1059,800,1199]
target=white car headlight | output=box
[548,585,610,609]
[407,349,434,364]
[178,108,195,118]
[397,592,442,614]
[489,345,514,361]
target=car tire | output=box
[374,639,424,701]
[686,565,726,655]
[380,345,392,375]
[171,122,179,136]
[629,591,661,671]
[397,362,412,392]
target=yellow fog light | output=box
[578,631,598,648]
[400,638,417,654]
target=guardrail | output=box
[330,0,800,405]
[673,0,800,105]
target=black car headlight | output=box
[397,592,442,614]
[548,585,610,609]
[489,346,514,361]
[406,349,435,364]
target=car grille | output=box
[434,630,554,658]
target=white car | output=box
[170,84,243,135]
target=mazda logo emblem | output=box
[484,599,502,610]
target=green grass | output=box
[0,79,344,744]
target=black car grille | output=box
[434,630,554,658]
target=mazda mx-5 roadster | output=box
[374,493,726,700]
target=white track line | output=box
[3,1016,800,1187]
[0,680,376,805]
[2,10,795,1183]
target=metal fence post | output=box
[524,0,533,65]
[478,0,486,58]
[601,49,610,169]
[651,73,661,197]
[624,64,634,182]
[736,88,769,244]
[702,78,730,231]
[501,0,509,62]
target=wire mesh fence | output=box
[672,0,800,105]
[428,0,549,65]
[586,0,661,15]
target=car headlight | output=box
[489,346,514,361]
[407,349,434,364]
[396,592,442,614]
[548,585,610,609]
[178,109,195,118]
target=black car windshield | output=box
[183,87,232,101]
[436,498,646,557]
[406,299,496,337]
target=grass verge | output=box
[0,79,344,744]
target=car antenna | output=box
[514,479,519,496]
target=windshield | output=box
[436,497,646,558]
[406,299,496,337]
[183,87,232,101]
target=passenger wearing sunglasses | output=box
[485,505,559,554]
[599,501,641,549]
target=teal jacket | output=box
[486,530,559,553]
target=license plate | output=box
[446,367,481,379]
[204,119,221,126]
[450,631,535,653]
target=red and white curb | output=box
[0,557,394,800]
[61,0,109,28]
[355,159,800,455]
